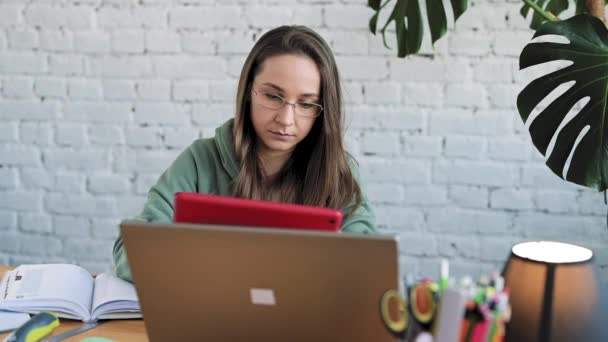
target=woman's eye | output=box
[299,103,315,109]
[265,93,283,102]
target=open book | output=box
[0,264,141,322]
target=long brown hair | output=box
[232,25,362,214]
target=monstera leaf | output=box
[521,0,608,30]
[520,0,566,29]
[517,14,608,191]
[368,0,468,58]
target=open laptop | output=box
[173,192,343,232]
[120,221,401,341]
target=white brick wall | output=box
[40,30,73,52]
[0,0,606,281]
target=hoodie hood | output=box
[214,118,240,179]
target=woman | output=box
[113,25,377,282]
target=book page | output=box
[0,264,94,320]
[91,273,140,320]
[0,311,30,333]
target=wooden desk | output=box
[0,266,148,342]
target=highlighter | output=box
[439,258,449,292]
[3,312,59,342]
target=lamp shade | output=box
[503,241,601,342]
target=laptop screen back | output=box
[121,221,400,341]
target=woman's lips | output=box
[270,131,294,140]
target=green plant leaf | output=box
[427,0,447,44]
[517,14,608,191]
[451,0,467,21]
[521,0,608,29]
[545,0,569,17]
[384,0,423,57]
[368,0,468,58]
[369,0,381,33]
[520,0,564,29]
[370,12,380,34]
[575,0,585,15]
[369,0,382,10]
[534,0,549,28]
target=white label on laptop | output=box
[250,288,276,306]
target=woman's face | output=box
[250,54,321,159]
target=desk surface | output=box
[0,266,148,342]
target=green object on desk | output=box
[3,312,59,342]
[80,338,116,342]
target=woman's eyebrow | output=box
[262,82,318,98]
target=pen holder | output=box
[381,276,511,342]
[459,299,508,342]
[398,279,510,342]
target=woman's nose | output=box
[274,103,296,126]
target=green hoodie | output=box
[112,119,377,282]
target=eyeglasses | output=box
[252,89,324,118]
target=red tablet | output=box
[173,192,343,232]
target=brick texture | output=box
[0,0,605,279]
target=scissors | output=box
[409,279,439,331]
[43,321,104,342]
[380,289,408,337]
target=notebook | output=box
[173,192,343,232]
[120,220,400,341]
[0,264,141,322]
[0,311,30,333]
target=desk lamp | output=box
[502,241,601,342]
